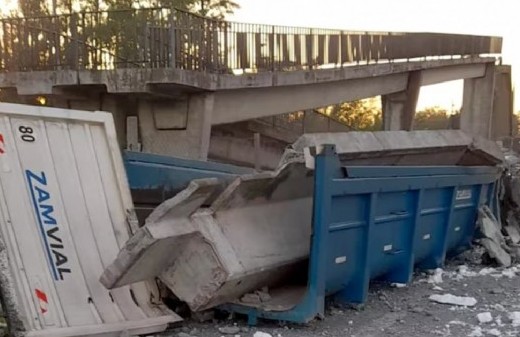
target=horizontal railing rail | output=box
[0,7,503,73]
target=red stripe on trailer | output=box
[35,289,48,314]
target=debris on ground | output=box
[240,287,272,304]
[487,328,502,336]
[253,332,273,337]
[468,326,484,336]
[428,294,477,307]
[427,268,444,284]
[218,326,241,334]
[477,207,512,267]
[476,312,493,324]
[509,312,520,326]
[480,238,512,267]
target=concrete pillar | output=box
[382,71,422,131]
[490,65,514,139]
[138,93,214,160]
[461,63,496,138]
[49,94,132,149]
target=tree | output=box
[414,106,459,130]
[315,99,464,132]
[16,0,239,17]
[317,98,382,131]
[9,0,239,72]
[197,0,240,20]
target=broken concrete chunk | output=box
[240,293,261,304]
[427,268,444,284]
[253,332,273,337]
[468,326,483,337]
[218,326,241,335]
[429,294,477,307]
[508,312,520,326]
[509,245,520,262]
[480,238,512,267]
[507,211,520,231]
[487,328,502,336]
[477,206,504,245]
[477,312,493,324]
[257,288,272,302]
[505,225,520,244]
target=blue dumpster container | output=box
[221,144,502,324]
[123,151,252,221]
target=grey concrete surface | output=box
[0,58,494,95]
[461,63,496,139]
[491,65,515,140]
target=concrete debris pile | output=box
[476,140,520,266]
[100,130,505,316]
[477,206,512,267]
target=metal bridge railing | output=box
[0,8,503,73]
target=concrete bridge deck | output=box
[0,8,511,165]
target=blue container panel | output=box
[447,207,479,252]
[325,225,366,294]
[329,194,368,224]
[375,191,414,217]
[326,194,370,294]
[414,212,448,263]
[446,185,481,252]
[369,191,415,278]
[414,187,453,263]
[370,218,413,278]
[125,152,250,192]
[421,187,453,210]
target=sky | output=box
[230,0,518,112]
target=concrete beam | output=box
[420,63,487,86]
[209,127,284,170]
[0,57,496,95]
[461,63,496,138]
[212,73,408,125]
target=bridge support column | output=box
[138,93,214,160]
[48,93,132,149]
[461,63,496,138]
[490,65,514,139]
[382,71,422,131]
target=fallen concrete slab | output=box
[101,130,504,312]
[283,130,504,167]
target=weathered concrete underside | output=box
[0,57,512,163]
[101,130,503,312]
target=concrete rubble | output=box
[476,312,493,324]
[101,130,505,313]
[428,294,477,307]
[475,140,520,267]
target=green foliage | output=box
[16,0,239,17]
[316,99,462,131]
[197,0,240,20]
[317,98,382,131]
[414,106,460,130]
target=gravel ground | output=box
[162,248,520,337]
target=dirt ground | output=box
[163,247,520,337]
